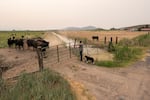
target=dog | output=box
[84,55,94,64]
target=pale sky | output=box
[0,0,150,30]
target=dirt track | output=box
[1,32,150,100]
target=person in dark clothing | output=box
[79,41,83,61]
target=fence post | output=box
[110,37,113,43]
[104,37,107,44]
[116,37,118,44]
[74,38,77,48]
[69,43,71,58]
[37,47,44,71]
[0,68,2,79]
[57,45,59,62]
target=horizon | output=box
[0,24,149,31]
[0,0,150,30]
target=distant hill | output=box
[63,24,150,31]
[119,24,150,31]
[64,26,98,31]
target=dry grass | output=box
[59,30,148,43]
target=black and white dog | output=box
[84,55,94,64]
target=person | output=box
[79,41,83,61]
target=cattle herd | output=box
[7,35,49,56]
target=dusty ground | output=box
[1,32,150,100]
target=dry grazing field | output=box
[59,30,149,66]
[59,30,147,43]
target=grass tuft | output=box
[0,69,76,100]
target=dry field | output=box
[59,30,148,43]
[59,30,148,61]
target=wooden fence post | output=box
[69,43,71,58]
[104,37,107,44]
[37,47,43,71]
[116,37,118,44]
[57,45,59,62]
[0,68,2,79]
[74,38,77,48]
[110,37,113,43]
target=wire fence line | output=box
[36,42,80,70]
[37,43,103,70]
[36,36,119,71]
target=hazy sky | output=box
[0,0,150,30]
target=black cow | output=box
[27,39,49,49]
[92,36,99,41]
[27,39,49,57]
[27,39,49,48]
[14,39,24,50]
[7,38,13,48]
[7,37,15,48]
[27,39,35,49]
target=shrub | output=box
[96,46,142,67]
[114,46,142,62]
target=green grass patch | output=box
[0,31,44,48]
[95,60,122,68]
[96,46,143,67]
[114,46,142,62]
[95,33,150,67]
[0,69,76,100]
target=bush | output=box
[96,46,142,67]
[114,46,142,62]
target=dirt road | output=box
[2,32,150,100]
[44,32,150,100]
[44,52,150,100]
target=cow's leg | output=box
[15,44,17,50]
